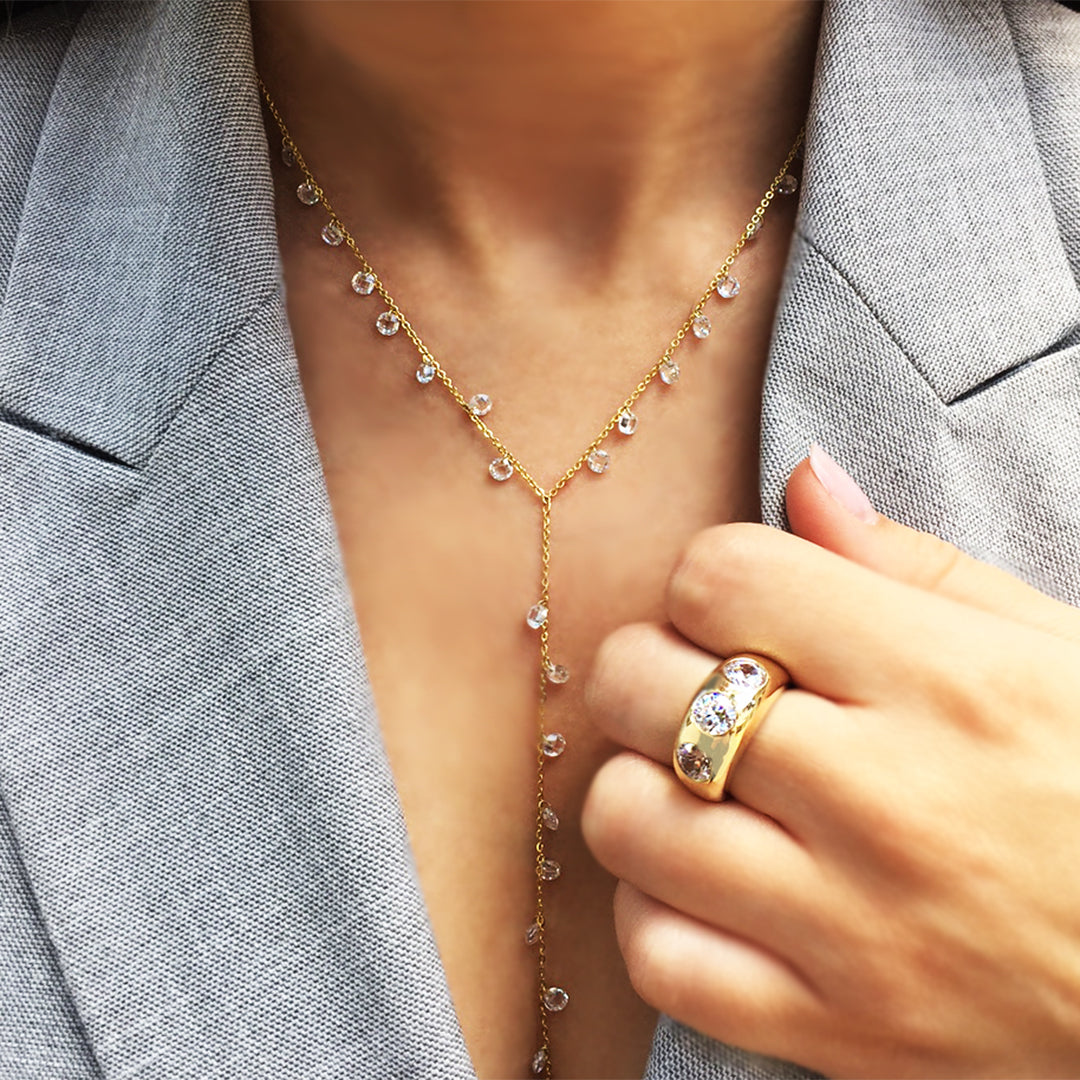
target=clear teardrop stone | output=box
[543,986,569,1012]
[539,859,561,881]
[525,922,541,946]
[717,275,741,299]
[542,805,559,831]
[375,311,400,336]
[692,315,711,339]
[531,1049,548,1076]
[416,362,436,384]
[617,411,637,436]
[321,221,345,246]
[542,732,566,758]
[778,173,798,195]
[351,270,376,295]
[659,358,680,385]
[586,448,610,474]
[489,458,514,482]
[526,603,548,629]
[281,140,295,167]
[468,393,492,417]
[545,662,570,685]
[296,181,319,205]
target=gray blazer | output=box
[2,1,1079,1077]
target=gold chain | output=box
[259,76,803,1079]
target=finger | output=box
[583,752,831,967]
[614,881,826,1069]
[666,519,1026,706]
[786,446,1080,643]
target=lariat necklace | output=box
[260,78,802,1079]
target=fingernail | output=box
[808,443,877,524]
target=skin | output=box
[251,3,821,1076]
[584,461,1080,1077]
[247,3,1080,1078]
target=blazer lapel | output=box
[0,2,471,1077]
[760,0,1080,605]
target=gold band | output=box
[672,653,789,802]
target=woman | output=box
[2,1,1080,1077]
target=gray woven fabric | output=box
[0,1,1078,1078]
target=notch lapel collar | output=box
[0,2,472,1076]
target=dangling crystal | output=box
[617,411,637,436]
[351,270,376,295]
[531,1049,548,1076]
[542,732,566,758]
[375,311,400,336]
[543,986,569,1012]
[586,449,610,474]
[526,603,548,629]
[489,457,514,482]
[717,275,741,299]
[321,220,345,246]
[296,181,319,205]
[468,393,492,417]
[416,361,436,384]
[525,922,541,946]
[542,805,560,831]
[545,662,570,685]
[539,859,561,881]
[659,358,680,385]
[692,315,712,339]
[778,173,798,195]
[281,140,295,167]
[746,218,760,239]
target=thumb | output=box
[786,444,1080,643]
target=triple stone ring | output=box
[673,653,790,802]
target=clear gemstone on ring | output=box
[543,986,569,1012]
[542,805,560,831]
[692,314,711,339]
[539,859,561,881]
[416,362,436,384]
[690,690,739,736]
[525,922,541,946]
[659,358,680,385]
[617,410,638,436]
[531,1049,548,1076]
[722,656,768,692]
[296,181,319,205]
[676,742,713,783]
[778,173,799,195]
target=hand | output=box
[582,445,1080,1079]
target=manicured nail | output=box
[808,443,877,524]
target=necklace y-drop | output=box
[260,79,802,1079]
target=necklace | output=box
[259,78,802,1079]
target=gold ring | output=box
[672,653,789,802]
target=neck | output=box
[250,1,821,283]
